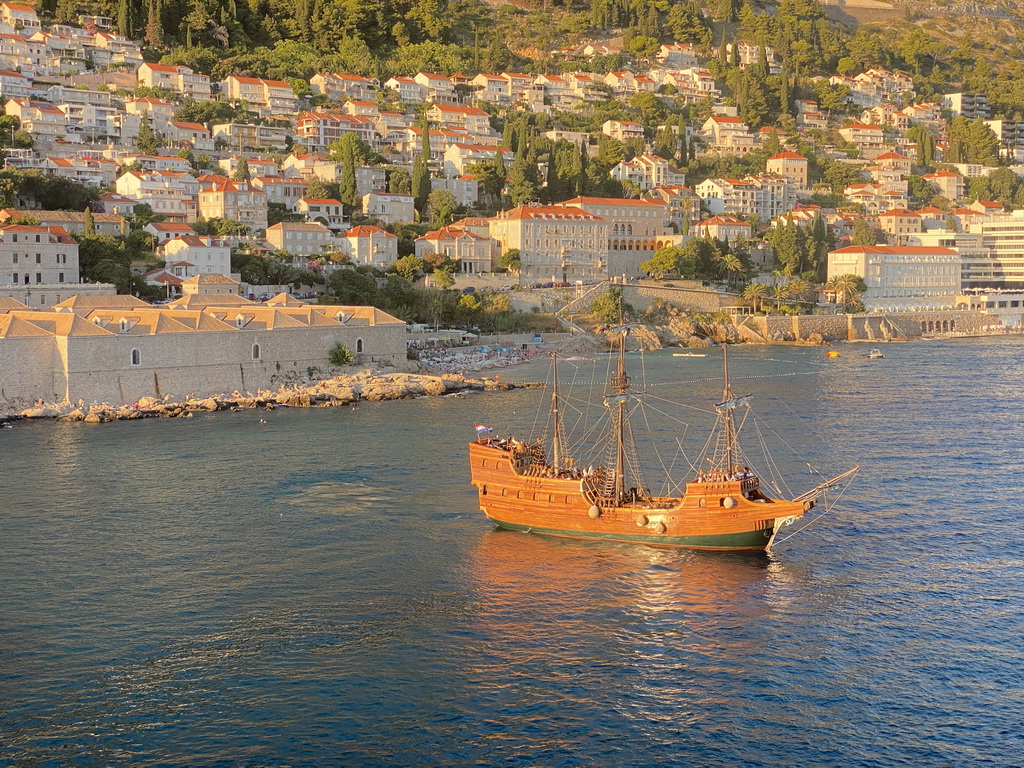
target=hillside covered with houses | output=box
[2,0,1024,326]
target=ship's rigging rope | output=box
[522,349,841,501]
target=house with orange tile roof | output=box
[298,198,347,231]
[362,191,415,225]
[199,180,268,231]
[310,72,379,102]
[162,235,232,276]
[921,170,966,202]
[426,103,493,136]
[601,119,644,142]
[341,225,398,267]
[4,98,66,138]
[137,62,211,101]
[877,208,922,242]
[224,75,298,115]
[766,151,809,188]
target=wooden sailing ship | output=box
[469,329,857,552]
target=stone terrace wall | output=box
[624,284,735,313]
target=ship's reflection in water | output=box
[462,530,806,762]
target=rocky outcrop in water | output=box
[13,371,537,427]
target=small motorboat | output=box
[863,349,884,359]
[825,351,841,358]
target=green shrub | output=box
[329,342,354,367]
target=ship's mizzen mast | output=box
[712,344,752,475]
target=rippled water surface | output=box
[3,339,1024,766]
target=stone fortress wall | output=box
[0,317,407,409]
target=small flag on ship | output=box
[475,424,493,435]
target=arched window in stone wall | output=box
[356,338,364,353]
[252,343,261,360]
[131,348,141,366]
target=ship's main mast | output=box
[723,343,734,474]
[551,352,562,474]
[609,329,631,501]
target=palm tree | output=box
[719,253,745,288]
[742,282,768,313]
[769,282,790,310]
[825,274,864,312]
[786,277,811,303]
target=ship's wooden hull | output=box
[469,440,810,552]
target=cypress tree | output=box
[145,0,163,48]
[779,64,790,117]
[135,114,160,155]
[232,157,250,181]
[83,207,95,236]
[116,0,131,37]
[412,121,432,214]
[339,139,357,209]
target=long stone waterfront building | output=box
[0,293,406,408]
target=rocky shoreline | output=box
[5,371,540,428]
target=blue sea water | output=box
[2,338,1023,766]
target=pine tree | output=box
[509,154,540,207]
[56,0,79,25]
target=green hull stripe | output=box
[489,519,773,550]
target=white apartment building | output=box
[266,221,336,257]
[224,76,298,115]
[0,225,78,287]
[137,63,211,101]
[162,234,231,275]
[199,180,268,231]
[362,192,415,224]
[310,73,379,102]
[341,225,398,267]
[116,170,200,223]
[697,175,795,222]
[827,245,960,310]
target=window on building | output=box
[58,272,64,283]
[131,348,141,366]
[35,273,41,283]
[356,338,363,353]
[252,343,261,360]
[35,254,40,264]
